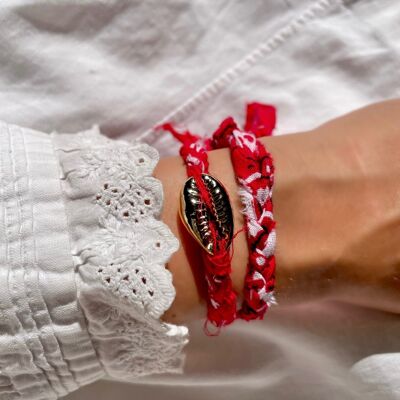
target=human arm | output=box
[156,99,400,324]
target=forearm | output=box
[156,100,400,324]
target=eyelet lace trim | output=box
[53,127,188,379]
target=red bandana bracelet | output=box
[159,102,277,330]
[211,104,277,320]
[160,124,237,332]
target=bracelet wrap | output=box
[161,102,277,330]
[162,124,237,332]
[211,104,277,320]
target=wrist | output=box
[156,129,339,323]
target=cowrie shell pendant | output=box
[179,174,233,255]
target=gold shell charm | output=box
[179,174,234,255]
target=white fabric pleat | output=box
[0,122,103,400]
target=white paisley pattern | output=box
[53,127,189,380]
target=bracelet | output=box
[161,123,238,333]
[159,102,277,331]
[211,103,277,320]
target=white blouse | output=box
[0,0,399,399]
[0,123,187,399]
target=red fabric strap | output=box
[211,103,277,320]
[159,102,277,329]
[159,124,237,332]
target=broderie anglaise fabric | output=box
[52,128,189,380]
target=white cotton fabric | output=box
[0,0,399,399]
[0,122,103,399]
[0,123,188,400]
[53,128,188,381]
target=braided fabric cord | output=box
[211,103,277,320]
[161,103,277,328]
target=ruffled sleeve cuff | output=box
[52,128,189,380]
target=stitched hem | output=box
[137,0,344,142]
